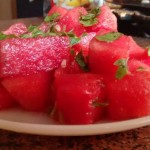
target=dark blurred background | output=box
[16,0,44,18]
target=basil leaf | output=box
[20,34,31,38]
[70,37,80,46]
[0,32,7,40]
[92,97,109,107]
[0,32,16,40]
[96,32,122,42]
[75,51,89,72]
[28,25,38,32]
[114,58,129,79]
[48,32,58,36]
[92,101,109,107]
[44,13,60,22]
[60,29,81,46]
[80,18,98,27]
[80,7,100,27]
[32,30,45,38]
[70,49,75,55]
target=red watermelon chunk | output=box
[0,36,70,77]
[107,60,150,120]
[56,7,87,36]
[0,84,16,110]
[2,22,27,36]
[2,71,54,112]
[52,73,106,124]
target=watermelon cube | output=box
[2,71,54,112]
[0,36,70,77]
[107,60,150,120]
[52,73,106,124]
[89,32,145,78]
[84,5,117,33]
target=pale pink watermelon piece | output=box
[0,36,70,77]
[2,22,27,36]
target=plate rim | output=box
[0,115,150,136]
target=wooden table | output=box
[0,18,150,150]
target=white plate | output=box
[0,108,150,136]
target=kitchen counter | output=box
[0,18,150,150]
[0,127,150,150]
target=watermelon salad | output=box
[0,5,150,125]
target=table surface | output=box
[0,18,150,150]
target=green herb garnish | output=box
[75,51,89,72]
[114,58,129,79]
[28,25,38,32]
[0,32,7,40]
[70,49,75,55]
[96,32,122,42]
[58,29,81,46]
[92,97,109,107]
[0,32,16,40]
[92,101,109,107]
[80,7,100,27]
[44,13,60,23]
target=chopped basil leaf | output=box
[92,101,109,107]
[32,30,45,38]
[75,51,89,72]
[28,25,38,32]
[60,29,81,46]
[21,26,46,38]
[70,49,75,55]
[114,58,129,79]
[20,34,31,38]
[80,7,100,27]
[0,32,16,40]
[92,97,109,107]
[96,32,122,42]
[0,32,7,40]
[70,37,80,46]
[47,32,58,36]
[44,13,60,22]
[80,14,98,27]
